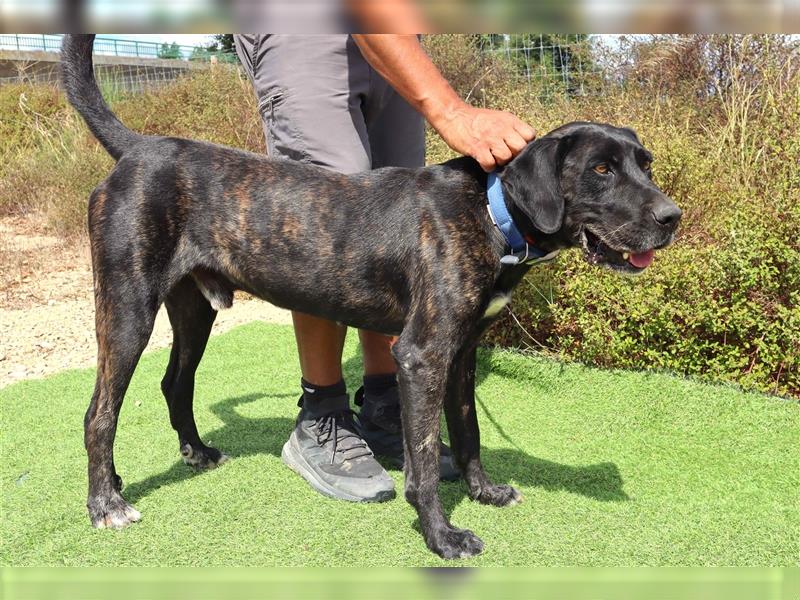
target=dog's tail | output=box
[61,34,144,160]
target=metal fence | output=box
[0,65,201,92]
[479,34,610,98]
[0,33,65,53]
[0,34,609,98]
[0,34,239,91]
[0,34,236,62]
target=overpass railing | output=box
[0,34,237,63]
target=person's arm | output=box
[351,34,535,171]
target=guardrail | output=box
[0,34,238,63]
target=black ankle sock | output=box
[301,378,347,401]
[363,373,397,396]
[299,378,349,417]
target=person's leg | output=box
[237,34,371,392]
[353,62,460,481]
[293,312,347,386]
[359,330,397,377]
[235,34,395,501]
[356,48,426,377]
[236,33,373,392]
[355,48,425,380]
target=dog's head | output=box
[501,121,681,273]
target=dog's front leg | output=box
[393,337,484,559]
[444,347,522,507]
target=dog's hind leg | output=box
[393,334,485,560]
[443,347,522,507]
[161,277,228,470]
[85,280,158,529]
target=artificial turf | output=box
[1,322,797,566]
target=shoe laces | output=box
[313,410,373,464]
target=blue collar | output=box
[487,171,556,266]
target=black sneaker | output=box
[354,386,461,481]
[281,395,396,502]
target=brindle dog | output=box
[62,34,680,559]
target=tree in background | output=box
[194,35,238,63]
[203,35,235,53]
[157,42,182,60]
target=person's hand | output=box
[430,102,536,172]
[349,35,535,171]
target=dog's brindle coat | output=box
[62,35,680,559]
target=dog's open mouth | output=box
[580,228,655,273]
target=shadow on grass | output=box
[433,389,629,524]
[124,392,294,504]
[125,389,628,511]
[435,449,628,521]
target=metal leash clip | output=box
[500,243,532,265]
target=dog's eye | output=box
[642,160,652,172]
[593,164,610,175]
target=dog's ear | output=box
[501,136,571,235]
[619,127,641,144]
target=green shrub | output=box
[0,65,261,233]
[486,210,799,397]
[480,36,800,397]
[115,66,262,151]
[422,35,513,104]
[0,83,114,232]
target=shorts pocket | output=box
[258,90,308,162]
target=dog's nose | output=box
[652,199,682,228]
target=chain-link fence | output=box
[0,63,202,91]
[481,34,609,96]
[422,34,615,103]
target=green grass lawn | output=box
[1,322,797,566]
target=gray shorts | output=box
[234,34,425,174]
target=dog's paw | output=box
[180,442,230,470]
[88,493,141,529]
[427,527,484,559]
[473,483,523,507]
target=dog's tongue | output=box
[628,249,655,269]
